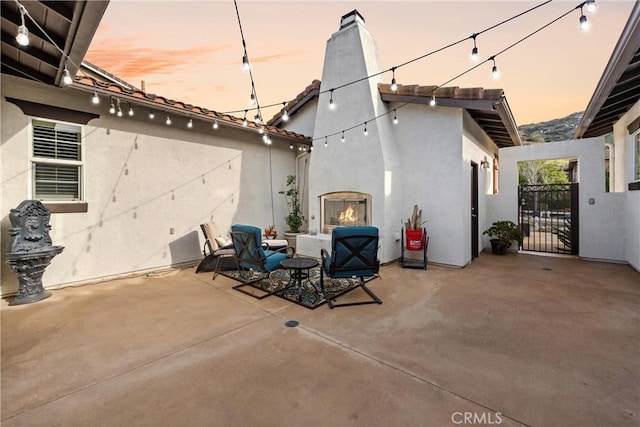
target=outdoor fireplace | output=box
[320,192,371,234]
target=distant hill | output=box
[518,111,583,144]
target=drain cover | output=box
[284,320,299,328]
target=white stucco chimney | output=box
[308,10,402,263]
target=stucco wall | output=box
[392,104,464,266]
[612,99,640,192]
[1,77,298,295]
[493,138,628,263]
[282,101,317,137]
[612,99,640,270]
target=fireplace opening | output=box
[320,192,372,234]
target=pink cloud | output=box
[85,39,230,79]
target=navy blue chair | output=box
[320,226,382,308]
[230,224,294,299]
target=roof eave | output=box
[574,2,640,138]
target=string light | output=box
[393,109,398,124]
[390,67,398,91]
[15,2,29,46]
[470,33,479,62]
[310,1,590,145]
[187,118,193,128]
[222,1,554,117]
[213,120,219,129]
[579,5,589,31]
[282,103,289,122]
[490,56,500,79]
[329,89,335,110]
[234,0,271,150]
[166,114,171,125]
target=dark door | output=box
[471,162,479,258]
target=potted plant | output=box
[279,175,305,249]
[263,225,277,239]
[483,220,524,255]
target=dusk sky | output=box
[85,1,636,125]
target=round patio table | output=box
[280,257,319,302]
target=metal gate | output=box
[518,183,579,255]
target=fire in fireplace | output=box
[320,191,372,233]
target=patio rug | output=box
[221,267,374,309]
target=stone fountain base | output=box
[7,247,64,306]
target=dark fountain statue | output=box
[6,200,64,305]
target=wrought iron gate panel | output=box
[518,183,578,255]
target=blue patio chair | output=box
[320,226,382,308]
[230,224,294,299]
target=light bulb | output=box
[259,126,264,134]
[128,107,134,116]
[364,123,368,136]
[213,120,218,129]
[470,46,479,62]
[491,65,500,79]
[91,92,99,105]
[329,90,335,110]
[109,102,115,114]
[117,107,123,117]
[430,96,436,107]
[393,110,398,124]
[282,109,289,122]
[391,78,397,92]
[166,115,171,125]
[249,92,256,105]
[341,131,345,143]
[149,110,155,119]
[187,118,193,128]
[62,68,73,86]
[586,0,596,13]
[16,25,29,46]
[242,110,248,127]
[290,142,294,149]
[579,14,589,31]
[242,54,249,72]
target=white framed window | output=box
[30,119,83,202]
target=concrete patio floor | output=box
[2,253,639,427]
